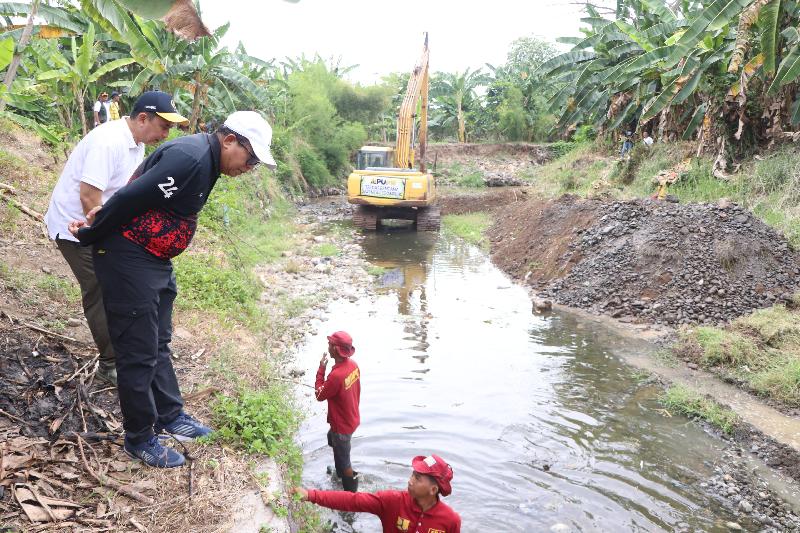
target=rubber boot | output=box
[342,472,359,493]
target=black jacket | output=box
[77,133,221,259]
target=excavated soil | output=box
[489,196,800,326]
[439,188,529,216]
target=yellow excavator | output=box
[347,34,440,231]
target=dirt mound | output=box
[489,197,800,326]
[439,189,528,215]
[489,195,604,281]
[426,142,552,161]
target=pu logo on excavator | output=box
[375,178,387,185]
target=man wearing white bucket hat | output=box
[67,110,276,468]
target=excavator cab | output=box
[356,147,394,170]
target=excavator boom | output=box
[395,34,429,172]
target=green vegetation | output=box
[661,384,739,435]
[676,305,800,406]
[439,162,485,188]
[35,274,81,303]
[442,212,492,249]
[543,1,800,163]
[367,265,387,277]
[211,386,300,468]
[315,243,339,257]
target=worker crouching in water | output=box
[316,331,361,491]
[293,454,461,532]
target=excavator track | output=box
[415,206,441,231]
[353,206,379,230]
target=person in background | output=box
[316,331,361,492]
[93,92,111,128]
[44,91,185,385]
[293,454,461,533]
[620,130,634,158]
[109,91,122,121]
[69,110,276,468]
[643,131,654,147]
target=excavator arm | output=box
[395,33,429,172]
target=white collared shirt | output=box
[44,118,144,242]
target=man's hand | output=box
[291,487,309,501]
[320,352,328,367]
[68,220,87,237]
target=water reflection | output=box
[296,228,753,532]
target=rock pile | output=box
[537,199,800,325]
[483,172,524,187]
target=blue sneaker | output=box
[124,435,185,468]
[157,412,213,442]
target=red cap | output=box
[327,331,355,357]
[412,454,453,496]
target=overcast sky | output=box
[201,0,590,84]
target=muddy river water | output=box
[294,226,757,532]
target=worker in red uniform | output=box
[293,453,461,533]
[316,331,361,491]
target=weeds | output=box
[442,212,492,249]
[733,305,800,348]
[174,254,261,321]
[684,326,760,367]
[750,355,800,406]
[211,386,301,466]
[660,384,739,435]
[366,265,386,277]
[315,243,339,257]
[35,274,81,303]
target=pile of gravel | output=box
[540,199,800,325]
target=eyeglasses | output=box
[234,134,260,166]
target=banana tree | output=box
[431,68,490,142]
[37,23,134,135]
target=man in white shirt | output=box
[643,131,654,147]
[45,91,188,384]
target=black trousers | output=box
[327,429,353,476]
[92,234,183,444]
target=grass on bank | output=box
[660,384,739,435]
[675,304,800,407]
[533,140,800,247]
[442,212,492,250]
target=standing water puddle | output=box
[295,227,754,532]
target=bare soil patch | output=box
[439,188,529,216]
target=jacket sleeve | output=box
[315,365,341,402]
[76,147,200,245]
[307,489,385,515]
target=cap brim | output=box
[156,111,189,125]
[252,143,277,170]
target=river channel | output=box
[294,224,756,532]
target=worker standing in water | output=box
[315,331,361,491]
